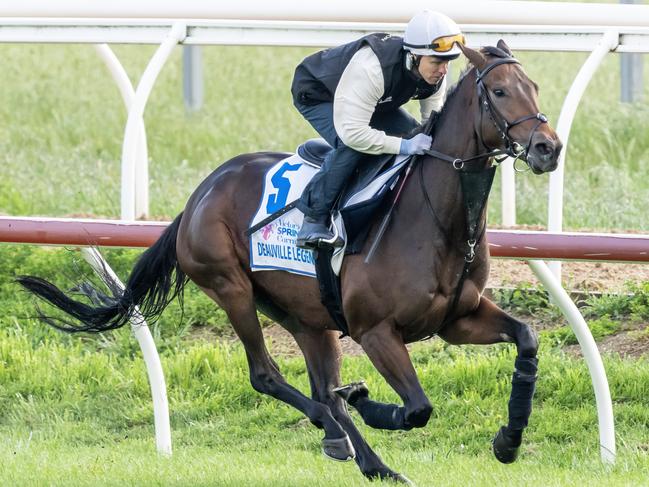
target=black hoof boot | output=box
[333,381,369,406]
[322,434,355,462]
[492,426,522,464]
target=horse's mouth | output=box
[527,156,558,174]
[529,164,545,175]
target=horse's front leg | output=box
[348,319,433,431]
[437,296,539,464]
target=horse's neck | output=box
[412,70,486,234]
[432,69,481,168]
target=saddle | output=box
[298,139,411,337]
[299,138,394,195]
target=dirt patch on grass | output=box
[488,259,649,293]
[563,321,649,359]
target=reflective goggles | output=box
[404,33,466,53]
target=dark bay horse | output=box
[18,41,561,483]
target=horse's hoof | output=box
[332,381,369,406]
[389,473,416,485]
[322,435,355,462]
[492,426,522,464]
[365,468,415,485]
[376,471,415,485]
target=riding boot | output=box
[296,215,338,249]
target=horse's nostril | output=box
[534,141,553,157]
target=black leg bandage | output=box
[507,356,538,431]
[353,397,412,431]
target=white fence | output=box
[5,0,649,464]
[3,0,649,26]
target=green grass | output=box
[0,43,648,230]
[2,333,649,486]
[1,441,647,486]
[0,43,310,219]
[491,280,649,345]
[542,316,621,345]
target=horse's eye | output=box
[493,89,506,98]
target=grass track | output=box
[2,441,648,486]
[2,333,649,485]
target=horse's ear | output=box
[458,42,487,71]
[496,39,513,56]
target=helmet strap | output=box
[405,52,421,73]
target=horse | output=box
[17,40,562,483]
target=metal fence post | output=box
[183,45,204,112]
[621,0,644,103]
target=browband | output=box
[475,58,520,83]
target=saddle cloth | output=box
[249,140,410,277]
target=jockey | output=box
[291,10,465,249]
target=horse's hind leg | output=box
[292,328,412,484]
[198,264,353,461]
[437,296,539,464]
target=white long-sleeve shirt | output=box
[333,46,446,155]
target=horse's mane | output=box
[426,45,512,136]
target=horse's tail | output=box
[17,213,187,333]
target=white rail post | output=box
[501,157,516,227]
[94,44,150,220]
[91,45,172,455]
[82,247,172,455]
[527,260,615,464]
[547,29,619,280]
[121,22,186,220]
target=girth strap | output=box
[440,167,496,331]
[420,165,497,340]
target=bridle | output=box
[424,56,548,171]
[475,57,548,169]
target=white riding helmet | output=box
[403,10,464,58]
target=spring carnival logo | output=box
[260,218,299,242]
[275,217,298,243]
[261,223,275,240]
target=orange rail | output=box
[1,216,648,263]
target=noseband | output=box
[424,56,548,170]
[476,57,548,165]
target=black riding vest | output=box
[291,33,442,113]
